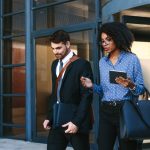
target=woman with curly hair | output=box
[81,22,145,150]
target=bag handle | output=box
[55,55,79,93]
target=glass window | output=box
[70,31,93,62]
[3,67,26,94]
[3,126,25,139]
[35,37,54,138]
[2,96,25,139]
[34,0,95,30]
[33,0,61,6]
[3,96,25,124]
[3,0,25,14]
[35,30,93,138]
[3,13,25,36]
[3,37,25,65]
[101,0,110,6]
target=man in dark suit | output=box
[43,30,93,150]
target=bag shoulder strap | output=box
[55,55,79,92]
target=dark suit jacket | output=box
[47,57,93,133]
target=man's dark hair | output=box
[49,30,70,44]
[100,22,134,52]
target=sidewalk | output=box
[0,139,73,150]
[0,138,149,150]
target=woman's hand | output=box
[115,76,135,90]
[80,76,93,88]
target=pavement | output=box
[0,138,73,150]
[0,138,150,150]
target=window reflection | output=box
[34,0,95,30]
[3,13,25,36]
[3,67,26,94]
[33,0,60,6]
[3,0,25,14]
[3,37,25,65]
[3,126,25,139]
[3,96,25,125]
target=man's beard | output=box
[55,54,62,59]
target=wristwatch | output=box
[129,85,136,91]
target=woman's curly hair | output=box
[100,22,134,52]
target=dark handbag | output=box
[53,102,77,128]
[120,100,150,140]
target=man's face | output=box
[51,41,70,60]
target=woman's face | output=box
[101,32,117,53]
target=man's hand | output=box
[80,76,93,88]
[62,122,78,134]
[43,120,51,130]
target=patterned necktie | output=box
[59,60,63,74]
[57,60,63,101]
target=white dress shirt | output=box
[56,51,73,77]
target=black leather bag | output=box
[53,102,77,128]
[120,100,150,140]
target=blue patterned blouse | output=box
[93,51,145,101]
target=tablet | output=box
[109,70,127,84]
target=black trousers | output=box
[47,127,90,150]
[98,102,142,150]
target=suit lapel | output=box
[52,60,58,80]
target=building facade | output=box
[0,0,150,149]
